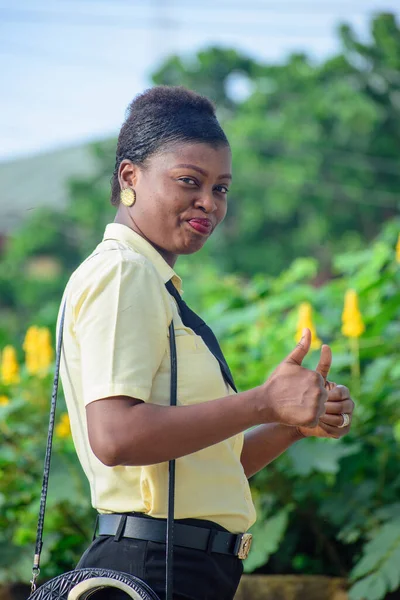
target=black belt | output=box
[97,514,252,560]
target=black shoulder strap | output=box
[30,299,177,600]
[30,302,66,593]
[166,319,177,600]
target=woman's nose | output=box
[195,191,217,213]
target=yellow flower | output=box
[1,346,20,384]
[37,328,53,373]
[295,302,322,350]
[23,326,41,375]
[55,413,71,439]
[0,395,9,406]
[23,326,54,376]
[396,234,400,263]
[342,289,365,338]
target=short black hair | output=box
[111,85,229,205]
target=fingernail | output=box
[302,328,307,337]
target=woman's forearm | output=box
[88,332,328,468]
[88,387,269,467]
[241,423,303,478]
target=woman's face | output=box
[117,142,232,266]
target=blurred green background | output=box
[1,8,400,600]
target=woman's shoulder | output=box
[66,238,164,302]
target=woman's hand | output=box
[297,383,354,439]
[258,328,331,428]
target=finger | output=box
[318,421,349,439]
[318,385,330,418]
[320,413,352,428]
[325,380,337,392]
[285,328,311,366]
[324,399,355,415]
[315,344,332,383]
[327,388,342,401]
[327,385,351,402]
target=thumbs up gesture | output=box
[260,328,330,427]
[296,334,354,439]
[296,381,354,439]
[258,327,354,436]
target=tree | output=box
[0,142,115,341]
[153,14,400,277]
[1,15,400,332]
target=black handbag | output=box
[27,297,178,600]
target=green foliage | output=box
[0,221,399,599]
[286,438,361,477]
[0,366,93,583]
[245,506,292,573]
[2,14,400,333]
[154,13,400,277]
[349,517,400,600]
[152,47,259,116]
[0,11,400,600]
[0,141,115,341]
[178,219,400,599]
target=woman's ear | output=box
[118,160,140,190]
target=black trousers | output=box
[76,516,243,600]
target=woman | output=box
[59,86,354,600]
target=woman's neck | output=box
[114,210,178,268]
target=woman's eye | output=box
[179,177,197,185]
[215,185,229,194]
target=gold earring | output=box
[120,188,136,207]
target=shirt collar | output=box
[103,223,183,293]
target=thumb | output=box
[315,344,332,383]
[285,328,311,366]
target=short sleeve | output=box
[73,254,169,406]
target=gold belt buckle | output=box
[236,533,253,560]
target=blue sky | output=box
[1,0,399,162]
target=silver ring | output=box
[338,413,350,428]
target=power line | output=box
[54,0,400,13]
[1,6,399,184]
[0,8,174,28]
[0,7,385,34]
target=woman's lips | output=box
[187,219,212,235]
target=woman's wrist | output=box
[248,383,277,426]
[293,426,306,440]
[272,423,306,442]
[245,391,307,442]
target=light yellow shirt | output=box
[58,223,256,533]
